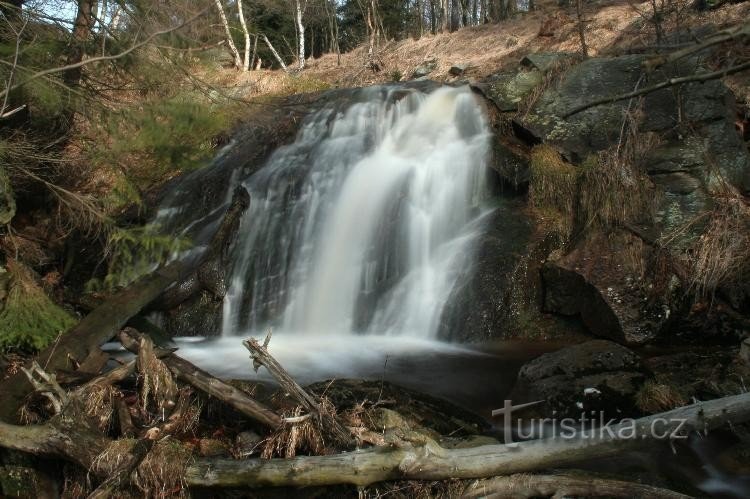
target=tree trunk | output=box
[185,391,750,488]
[261,34,288,71]
[236,0,251,71]
[295,0,306,69]
[576,0,589,58]
[213,0,242,70]
[65,0,96,86]
[0,261,185,423]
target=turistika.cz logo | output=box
[491,399,689,445]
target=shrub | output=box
[0,260,76,353]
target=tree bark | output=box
[295,0,306,69]
[261,34,289,72]
[213,0,242,70]
[237,0,251,71]
[65,0,96,86]
[185,391,750,488]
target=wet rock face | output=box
[510,340,649,419]
[439,196,532,342]
[0,165,14,226]
[542,230,680,345]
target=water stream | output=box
[220,85,490,338]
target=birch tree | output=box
[294,0,307,69]
[237,0,251,71]
[213,0,242,70]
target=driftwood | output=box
[0,262,185,423]
[0,186,251,424]
[119,328,281,429]
[185,391,750,488]
[243,333,352,446]
[158,185,250,310]
[463,473,692,498]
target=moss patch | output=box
[0,260,76,352]
[529,144,578,239]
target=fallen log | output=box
[462,473,692,498]
[185,391,750,488]
[0,186,251,424]
[0,262,185,423]
[119,328,281,429]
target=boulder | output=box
[449,63,469,76]
[510,340,650,419]
[520,52,573,73]
[0,165,14,226]
[439,196,532,342]
[541,230,680,345]
[474,69,543,112]
[411,59,437,79]
[518,54,750,194]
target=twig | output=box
[564,60,750,118]
[0,6,212,101]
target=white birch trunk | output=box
[237,0,251,71]
[213,0,242,70]
[295,0,306,69]
[261,34,288,72]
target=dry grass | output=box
[688,191,750,300]
[92,438,193,498]
[260,404,327,459]
[529,144,579,239]
[133,439,193,499]
[635,379,686,413]
[136,336,178,419]
[80,382,118,433]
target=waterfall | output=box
[221,85,491,339]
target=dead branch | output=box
[87,439,155,499]
[646,22,750,70]
[186,391,750,488]
[0,261,186,423]
[243,333,352,446]
[564,60,750,118]
[463,473,692,498]
[118,328,282,429]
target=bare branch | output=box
[0,7,211,102]
[563,60,750,118]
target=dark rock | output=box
[449,63,469,76]
[645,347,750,402]
[510,339,649,419]
[411,59,438,79]
[307,379,487,436]
[473,69,543,112]
[236,431,262,457]
[439,196,532,342]
[520,52,574,72]
[542,230,680,345]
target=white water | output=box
[221,85,491,338]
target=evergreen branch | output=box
[0,6,211,101]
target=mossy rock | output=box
[0,260,76,352]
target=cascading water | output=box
[220,85,492,339]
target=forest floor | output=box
[215,0,750,105]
